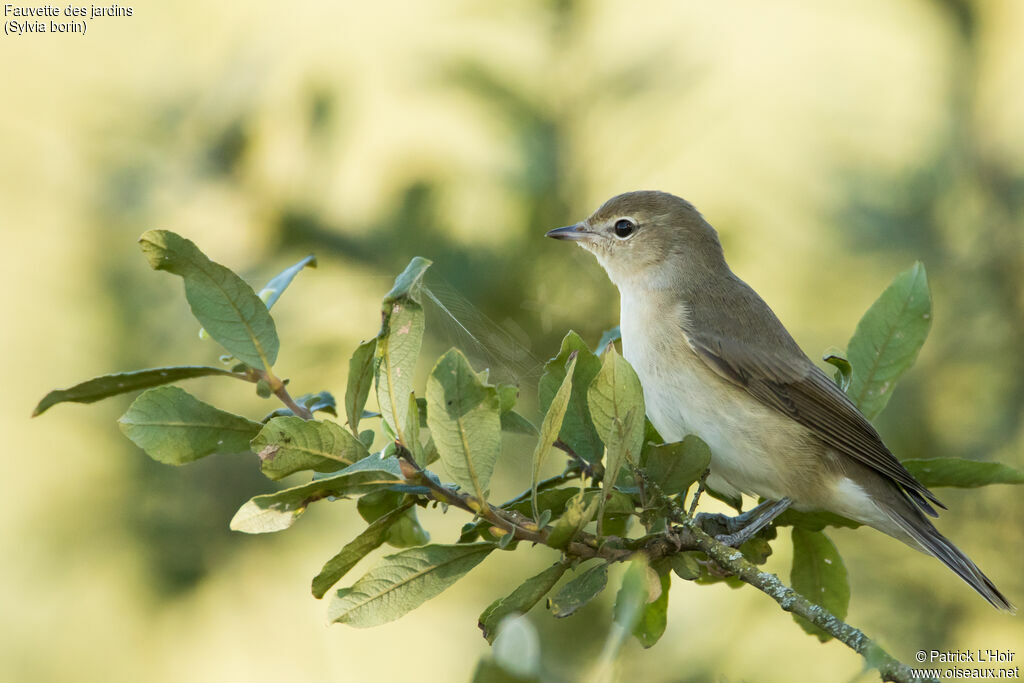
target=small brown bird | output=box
[547,190,1013,611]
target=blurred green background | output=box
[3,0,1022,681]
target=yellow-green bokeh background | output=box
[2,1,1022,681]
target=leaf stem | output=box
[258,369,314,420]
[688,468,709,518]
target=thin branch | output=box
[394,446,930,683]
[681,520,930,683]
[257,369,314,420]
[687,468,709,517]
[553,439,604,482]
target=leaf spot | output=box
[258,444,281,462]
[397,322,412,335]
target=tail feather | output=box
[887,507,1015,613]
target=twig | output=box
[257,369,314,420]
[681,520,931,683]
[553,439,605,482]
[688,468,709,517]
[394,445,930,683]
[397,446,633,562]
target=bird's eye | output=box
[613,219,636,239]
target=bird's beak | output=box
[545,224,591,241]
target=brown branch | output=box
[553,439,605,481]
[257,369,314,420]
[396,447,930,683]
[681,520,930,683]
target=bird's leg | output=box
[695,498,776,534]
[711,497,792,547]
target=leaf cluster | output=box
[35,237,1023,680]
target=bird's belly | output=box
[624,340,818,503]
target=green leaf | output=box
[500,411,538,436]
[426,349,502,501]
[847,262,931,419]
[415,397,428,427]
[497,384,518,413]
[739,530,775,565]
[383,256,432,303]
[643,435,712,496]
[546,492,600,549]
[403,391,424,465]
[479,562,567,643]
[603,557,651,659]
[375,258,430,442]
[491,615,542,680]
[613,558,651,629]
[253,416,369,480]
[633,570,670,648]
[588,489,634,538]
[261,390,336,421]
[345,338,377,433]
[311,501,414,599]
[539,331,604,463]
[255,379,272,398]
[822,349,852,392]
[357,490,430,548]
[596,325,621,354]
[588,346,645,531]
[588,346,645,456]
[33,366,241,416]
[902,458,1024,488]
[257,254,316,309]
[790,528,850,642]
[667,552,701,580]
[380,507,430,548]
[497,381,537,435]
[328,543,494,627]
[532,356,576,519]
[549,562,608,618]
[472,657,539,683]
[118,386,260,465]
[139,230,279,370]
[229,455,403,533]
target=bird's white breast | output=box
[618,287,812,503]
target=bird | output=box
[546,190,1013,612]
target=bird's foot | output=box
[694,498,778,534]
[711,498,792,548]
[665,524,684,551]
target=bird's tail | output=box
[886,502,1015,613]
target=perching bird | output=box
[547,190,1013,612]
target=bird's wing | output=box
[681,280,942,514]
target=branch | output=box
[256,369,314,420]
[632,462,930,683]
[681,521,931,683]
[553,439,605,481]
[396,448,930,683]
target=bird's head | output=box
[546,190,726,289]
